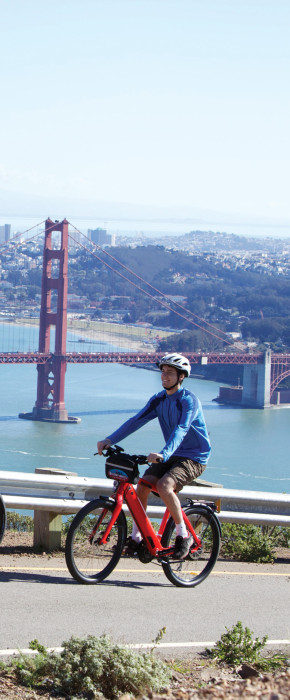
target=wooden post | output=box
[33,510,63,550]
[33,468,77,550]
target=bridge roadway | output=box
[0,553,289,656]
[0,350,285,364]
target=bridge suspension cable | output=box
[68,222,236,348]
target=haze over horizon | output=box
[1,1,290,229]
[2,188,289,227]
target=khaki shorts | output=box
[143,456,206,491]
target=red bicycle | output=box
[65,445,221,588]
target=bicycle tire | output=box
[161,504,220,588]
[65,498,127,584]
[0,495,6,544]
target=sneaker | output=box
[173,534,193,560]
[123,537,139,557]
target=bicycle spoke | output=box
[65,499,127,584]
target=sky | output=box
[1,0,290,224]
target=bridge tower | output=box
[242,350,271,408]
[20,218,79,423]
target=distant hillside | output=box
[3,237,290,352]
[68,244,290,350]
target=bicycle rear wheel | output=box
[0,495,6,544]
[161,504,220,588]
[65,498,127,584]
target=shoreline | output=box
[0,317,174,353]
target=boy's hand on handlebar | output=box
[147,452,163,463]
[97,439,112,455]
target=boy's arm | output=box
[100,394,161,447]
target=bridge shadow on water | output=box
[0,406,241,422]
[77,409,139,417]
[0,409,138,421]
[0,415,20,421]
[77,406,243,417]
[204,403,244,410]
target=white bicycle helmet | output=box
[157,353,191,377]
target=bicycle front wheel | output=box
[65,498,127,584]
[161,504,220,588]
[0,495,6,544]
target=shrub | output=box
[208,620,287,671]
[220,523,276,563]
[208,621,268,666]
[15,634,172,699]
[6,512,34,532]
[263,525,290,549]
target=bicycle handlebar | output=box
[94,444,149,465]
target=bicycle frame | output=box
[92,480,203,558]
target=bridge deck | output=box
[0,351,283,364]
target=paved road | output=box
[1,554,289,657]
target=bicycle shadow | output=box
[0,570,168,588]
[0,570,74,585]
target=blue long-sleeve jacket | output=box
[106,387,211,464]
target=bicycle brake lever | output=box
[137,455,149,465]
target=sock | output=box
[131,522,142,542]
[176,522,187,538]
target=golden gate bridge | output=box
[1,218,290,420]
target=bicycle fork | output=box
[88,495,124,546]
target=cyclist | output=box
[97,353,211,560]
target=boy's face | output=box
[161,364,180,390]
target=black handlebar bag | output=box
[105,453,140,483]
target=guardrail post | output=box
[33,468,77,550]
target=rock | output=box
[238,663,260,679]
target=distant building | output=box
[88,227,115,247]
[0,224,11,243]
[225,332,242,340]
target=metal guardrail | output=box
[0,469,289,527]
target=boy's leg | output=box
[136,475,157,510]
[156,473,183,524]
[127,476,158,547]
[157,472,193,560]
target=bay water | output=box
[0,361,289,496]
